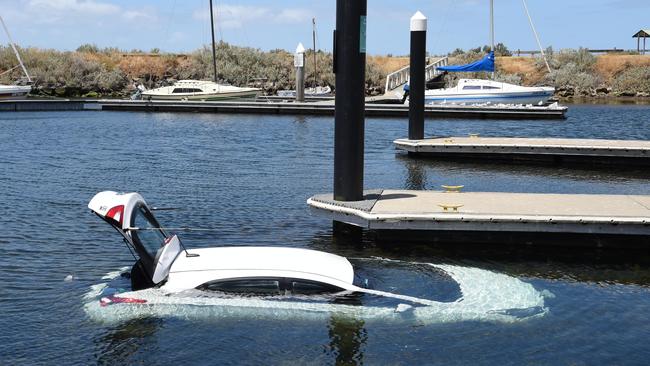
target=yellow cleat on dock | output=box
[438,203,463,212]
[441,185,464,193]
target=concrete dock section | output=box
[308,190,650,246]
[395,136,650,166]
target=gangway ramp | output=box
[368,56,448,103]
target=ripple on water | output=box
[1,108,649,365]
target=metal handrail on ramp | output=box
[384,56,448,94]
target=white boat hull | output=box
[0,85,30,100]
[425,91,554,105]
[142,89,260,101]
[423,79,555,106]
[277,86,332,97]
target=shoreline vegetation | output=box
[1,42,650,100]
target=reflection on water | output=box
[396,153,650,187]
[327,316,367,365]
[94,318,163,366]
[402,156,427,191]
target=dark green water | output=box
[1,105,649,365]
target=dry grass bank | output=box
[2,44,649,98]
[595,54,650,82]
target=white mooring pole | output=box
[295,42,306,102]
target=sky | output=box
[1,0,649,55]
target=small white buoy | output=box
[64,274,75,281]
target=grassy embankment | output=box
[1,43,649,99]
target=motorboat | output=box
[0,84,31,100]
[140,80,260,101]
[0,15,32,99]
[277,85,332,98]
[136,1,261,101]
[423,78,554,105]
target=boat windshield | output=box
[131,204,168,259]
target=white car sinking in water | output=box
[86,191,551,323]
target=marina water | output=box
[1,104,650,365]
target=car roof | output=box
[167,247,355,290]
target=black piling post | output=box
[333,0,367,202]
[408,11,427,140]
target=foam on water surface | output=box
[83,261,549,325]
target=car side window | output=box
[291,280,343,295]
[202,279,281,295]
[199,278,344,296]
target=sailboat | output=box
[277,18,332,98]
[141,0,260,101]
[0,15,31,100]
[421,0,554,105]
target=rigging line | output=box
[0,15,31,82]
[126,227,223,232]
[162,0,178,51]
[0,64,21,77]
[522,0,552,74]
[215,0,223,43]
[430,0,456,55]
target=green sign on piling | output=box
[360,16,367,53]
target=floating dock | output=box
[0,99,568,119]
[308,190,650,247]
[394,136,650,166]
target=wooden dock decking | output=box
[394,136,650,165]
[308,190,650,246]
[0,99,568,119]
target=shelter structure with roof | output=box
[633,29,649,55]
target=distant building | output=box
[632,29,649,54]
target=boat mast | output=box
[312,17,317,88]
[209,0,218,83]
[490,0,495,79]
[0,15,31,83]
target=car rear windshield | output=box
[131,204,167,259]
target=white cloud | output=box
[275,9,312,24]
[193,4,311,29]
[3,0,158,26]
[122,10,156,22]
[27,0,120,16]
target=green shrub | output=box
[612,66,650,94]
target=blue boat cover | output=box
[438,51,494,72]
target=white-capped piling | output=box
[409,11,427,140]
[295,43,306,102]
